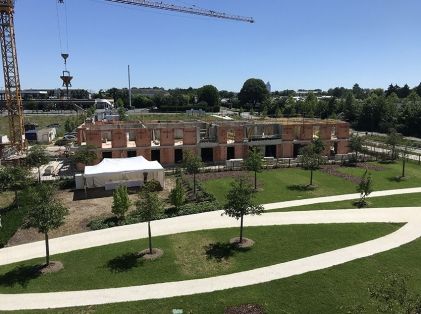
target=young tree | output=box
[112,185,132,222]
[26,145,50,183]
[183,150,203,198]
[23,184,69,266]
[312,137,325,155]
[400,141,411,179]
[224,177,264,244]
[0,166,31,208]
[300,145,321,186]
[117,98,128,121]
[169,178,185,210]
[386,129,402,161]
[349,134,364,161]
[136,191,164,254]
[356,170,373,208]
[244,147,263,190]
[64,118,76,133]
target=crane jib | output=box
[105,0,254,23]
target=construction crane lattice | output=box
[106,0,254,23]
[0,0,25,152]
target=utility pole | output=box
[128,65,132,110]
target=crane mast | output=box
[0,0,24,153]
[106,0,254,23]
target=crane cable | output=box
[55,0,70,67]
[55,0,63,54]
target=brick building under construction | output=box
[76,118,350,166]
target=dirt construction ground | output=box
[7,177,175,247]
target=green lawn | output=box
[15,224,421,314]
[202,161,421,205]
[270,192,421,212]
[337,161,421,190]
[0,223,398,294]
[202,168,357,204]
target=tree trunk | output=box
[402,157,406,178]
[239,214,244,243]
[310,169,313,186]
[45,232,50,266]
[38,167,41,184]
[148,221,153,255]
[254,171,257,190]
[193,172,196,199]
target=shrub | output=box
[175,201,220,216]
[143,180,163,192]
[112,186,132,222]
[57,178,75,190]
[169,178,185,209]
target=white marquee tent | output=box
[82,156,165,190]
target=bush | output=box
[143,180,163,192]
[57,178,75,190]
[173,201,220,216]
[169,178,186,209]
[88,216,121,230]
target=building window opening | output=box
[201,148,214,163]
[227,146,235,160]
[151,150,160,163]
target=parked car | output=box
[63,134,77,141]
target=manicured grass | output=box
[0,223,399,293]
[337,161,421,190]
[202,168,357,204]
[270,192,421,212]
[17,224,421,314]
[203,161,421,205]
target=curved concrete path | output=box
[0,189,421,310]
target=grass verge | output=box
[0,223,398,293]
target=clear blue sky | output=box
[12,0,421,92]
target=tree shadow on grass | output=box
[106,253,144,273]
[0,264,42,288]
[287,184,316,192]
[387,176,409,183]
[204,242,249,262]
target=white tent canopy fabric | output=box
[84,156,165,189]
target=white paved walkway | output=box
[0,188,421,310]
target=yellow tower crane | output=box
[0,0,254,156]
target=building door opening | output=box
[293,144,305,158]
[227,146,235,160]
[127,150,137,158]
[175,149,183,163]
[102,151,112,159]
[265,145,276,158]
[151,150,160,163]
[201,148,214,163]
